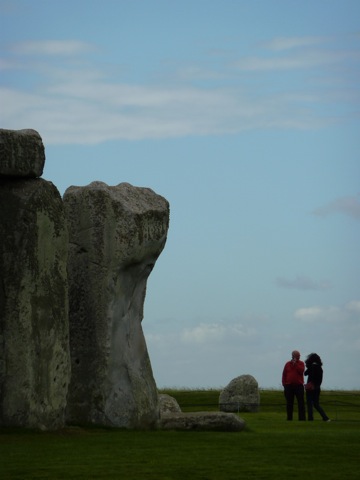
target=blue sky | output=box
[1,0,359,389]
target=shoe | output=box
[325,419,331,422]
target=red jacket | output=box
[282,360,305,386]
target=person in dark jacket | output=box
[304,353,330,422]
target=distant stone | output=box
[64,182,170,429]
[159,394,182,415]
[219,375,260,413]
[159,411,246,432]
[0,129,45,178]
[0,178,70,429]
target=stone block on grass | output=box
[159,411,246,432]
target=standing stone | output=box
[0,178,70,429]
[219,375,260,413]
[0,129,45,178]
[64,182,169,428]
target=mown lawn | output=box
[1,390,359,479]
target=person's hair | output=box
[305,353,322,367]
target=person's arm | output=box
[282,362,290,387]
[282,364,287,386]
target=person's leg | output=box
[295,384,306,420]
[306,391,314,420]
[284,385,294,420]
[312,389,329,421]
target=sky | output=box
[1,0,359,390]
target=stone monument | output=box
[0,129,70,429]
[64,181,170,428]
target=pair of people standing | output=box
[282,350,330,421]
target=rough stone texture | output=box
[219,375,260,413]
[158,412,246,432]
[159,394,182,416]
[0,178,70,429]
[0,129,45,178]
[64,182,170,429]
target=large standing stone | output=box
[0,129,45,178]
[0,178,70,429]
[219,375,260,413]
[64,182,169,428]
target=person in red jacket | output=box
[282,350,306,420]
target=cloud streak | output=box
[312,194,360,220]
[276,275,332,291]
[1,35,359,144]
[1,80,333,145]
[10,40,97,56]
[181,322,257,345]
[233,48,360,72]
[264,36,327,51]
[294,300,360,323]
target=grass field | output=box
[1,389,359,479]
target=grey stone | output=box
[0,178,70,429]
[64,181,170,429]
[0,129,45,178]
[158,411,246,432]
[219,374,260,413]
[159,394,182,415]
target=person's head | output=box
[292,350,301,360]
[306,353,322,367]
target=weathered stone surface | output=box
[159,394,182,416]
[0,129,45,178]
[158,412,246,432]
[219,374,260,413]
[64,181,170,429]
[0,178,70,429]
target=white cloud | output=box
[233,49,360,72]
[294,306,339,322]
[276,275,332,291]
[181,322,257,344]
[346,300,360,313]
[294,301,360,323]
[312,194,360,220]
[0,77,339,145]
[10,40,97,56]
[1,34,359,144]
[264,36,327,51]
[241,34,360,72]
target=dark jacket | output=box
[305,362,323,388]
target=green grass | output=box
[1,390,359,479]
[163,388,360,420]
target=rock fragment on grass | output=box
[159,394,182,415]
[159,411,246,432]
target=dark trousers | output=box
[284,384,306,420]
[306,388,329,421]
